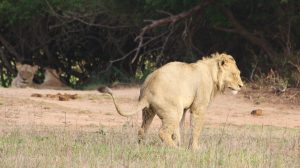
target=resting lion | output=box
[11,63,38,88]
[98,53,243,150]
[38,68,69,89]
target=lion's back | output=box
[139,61,200,105]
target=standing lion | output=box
[98,53,243,150]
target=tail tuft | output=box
[97,86,113,95]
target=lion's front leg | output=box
[189,107,205,150]
[178,109,188,143]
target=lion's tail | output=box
[97,86,148,117]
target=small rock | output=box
[67,94,78,99]
[31,93,43,97]
[251,109,263,116]
[58,95,70,101]
[46,94,56,98]
[251,84,260,90]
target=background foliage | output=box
[0,0,299,88]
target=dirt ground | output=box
[0,86,299,131]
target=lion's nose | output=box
[238,84,243,88]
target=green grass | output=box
[0,125,299,168]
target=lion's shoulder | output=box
[39,68,70,90]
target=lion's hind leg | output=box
[158,114,180,148]
[172,127,181,146]
[173,109,188,146]
[138,107,155,142]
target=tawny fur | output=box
[98,53,243,150]
[38,68,70,90]
[11,63,38,88]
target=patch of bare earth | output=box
[0,86,299,131]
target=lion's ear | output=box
[15,62,22,70]
[57,68,63,75]
[32,65,39,72]
[221,60,225,66]
[218,59,226,68]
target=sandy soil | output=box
[0,86,299,131]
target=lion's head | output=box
[214,53,244,94]
[12,63,38,88]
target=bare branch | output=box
[136,0,213,41]
[132,0,214,63]
[0,34,22,61]
[156,10,174,17]
[213,26,237,33]
[112,31,169,64]
[45,0,131,29]
[63,13,132,29]
[0,47,15,74]
[219,5,278,59]
[156,25,175,64]
[288,61,300,73]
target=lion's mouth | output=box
[228,87,235,90]
[228,87,239,95]
[228,86,240,91]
